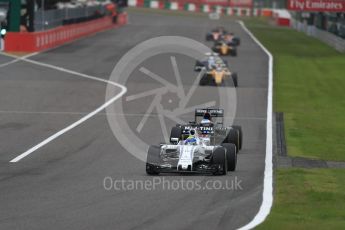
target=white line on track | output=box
[0,110,267,120]
[0,59,19,68]
[8,57,127,163]
[237,21,273,230]
[0,52,39,68]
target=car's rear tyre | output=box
[221,143,237,171]
[230,49,237,57]
[233,37,240,46]
[232,125,243,150]
[224,129,240,153]
[146,145,161,175]
[170,126,182,143]
[231,73,238,87]
[212,147,227,175]
[200,75,212,86]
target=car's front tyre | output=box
[231,73,238,87]
[221,143,237,171]
[146,145,161,175]
[212,147,227,175]
[231,125,243,150]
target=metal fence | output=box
[34,5,107,31]
[291,18,345,53]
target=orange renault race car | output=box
[212,41,237,56]
[200,66,238,87]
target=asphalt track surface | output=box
[0,11,268,230]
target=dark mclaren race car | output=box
[205,27,226,41]
[206,27,241,46]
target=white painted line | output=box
[0,59,19,68]
[0,51,39,59]
[0,110,267,120]
[9,58,127,163]
[22,58,120,86]
[237,21,273,230]
[0,52,39,68]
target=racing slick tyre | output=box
[211,147,227,175]
[224,129,240,153]
[221,143,237,171]
[230,49,237,57]
[170,126,182,143]
[206,34,212,41]
[233,37,240,46]
[231,73,238,87]
[231,73,238,88]
[200,75,212,86]
[146,145,161,175]
[231,125,243,150]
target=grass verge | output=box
[256,168,345,230]
[245,18,345,161]
[244,19,345,229]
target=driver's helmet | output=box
[190,129,196,136]
[185,130,197,144]
[203,112,211,120]
[201,112,212,123]
[208,56,216,68]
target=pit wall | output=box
[4,13,127,52]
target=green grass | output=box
[246,19,345,161]
[256,169,345,230]
[244,19,345,230]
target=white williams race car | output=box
[146,109,242,175]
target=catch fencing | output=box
[291,18,345,53]
[34,5,108,31]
